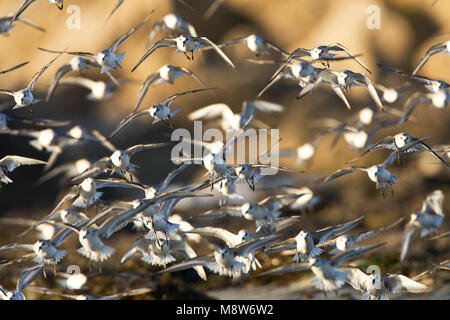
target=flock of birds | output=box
[0,1,449,300]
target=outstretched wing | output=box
[132,38,176,72]
[0,155,46,172]
[324,166,366,182]
[0,62,29,75]
[45,64,73,102]
[327,43,371,73]
[412,42,447,75]
[132,72,161,113]
[108,111,148,140]
[196,37,236,70]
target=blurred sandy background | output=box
[0,0,448,299]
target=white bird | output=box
[56,271,88,290]
[71,143,167,183]
[344,267,428,300]
[50,177,142,214]
[0,265,43,300]
[147,13,198,44]
[205,34,288,57]
[259,244,384,292]
[109,88,213,139]
[401,190,445,262]
[347,132,448,165]
[324,139,425,193]
[194,193,306,227]
[265,216,363,263]
[0,155,46,186]
[132,64,208,113]
[0,224,76,273]
[44,12,153,74]
[132,35,236,71]
[281,43,371,73]
[37,50,120,101]
[57,76,131,101]
[0,55,60,109]
[184,226,262,273]
[35,158,92,186]
[187,99,283,132]
[320,218,404,255]
[335,70,384,111]
[412,41,450,75]
[399,90,449,124]
[121,235,205,279]
[156,231,296,279]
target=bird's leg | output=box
[184,52,191,60]
[89,260,93,272]
[391,187,394,197]
[380,190,385,199]
[98,262,102,273]
[53,263,56,276]
[43,267,47,279]
[191,51,194,60]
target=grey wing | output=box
[6,114,70,127]
[163,87,215,105]
[10,0,36,23]
[186,227,242,247]
[121,237,152,264]
[108,111,148,140]
[156,255,213,275]
[400,222,420,262]
[257,263,310,277]
[17,264,43,292]
[131,38,176,72]
[399,92,429,125]
[110,10,153,51]
[194,207,243,219]
[126,142,168,156]
[157,163,189,192]
[355,217,404,242]
[257,72,284,98]
[382,138,427,167]
[196,37,236,69]
[264,39,289,56]
[412,42,447,75]
[328,43,371,73]
[264,240,296,253]
[330,243,386,266]
[28,54,62,91]
[105,0,125,22]
[132,72,161,113]
[418,141,449,166]
[90,130,117,153]
[45,64,73,102]
[346,136,395,164]
[0,62,29,75]
[0,155,46,172]
[0,243,34,254]
[52,220,89,247]
[174,67,208,88]
[352,73,383,110]
[70,157,111,184]
[312,216,364,244]
[324,166,365,182]
[384,274,428,294]
[297,81,318,100]
[342,266,369,291]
